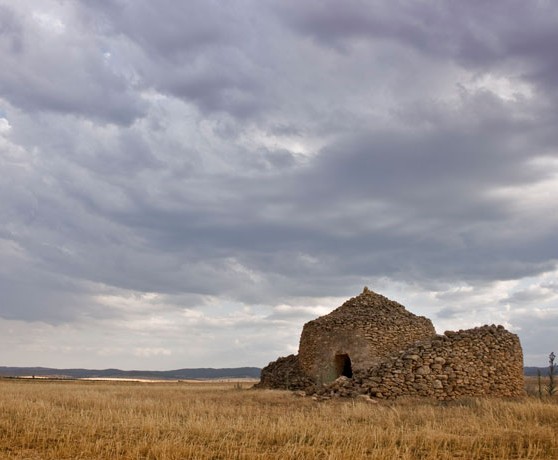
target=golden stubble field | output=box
[0,378,557,460]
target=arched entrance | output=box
[334,353,353,378]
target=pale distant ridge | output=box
[0,366,260,380]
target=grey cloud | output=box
[40,130,557,295]
[160,65,263,118]
[510,310,558,365]
[0,252,105,323]
[502,286,558,306]
[0,4,144,124]
[80,0,271,118]
[1,0,558,368]
[271,0,481,54]
[272,1,553,62]
[436,306,467,320]
[3,87,557,320]
[273,0,558,99]
[84,0,241,57]
[0,5,23,53]
[63,128,162,177]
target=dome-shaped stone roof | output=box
[298,287,435,384]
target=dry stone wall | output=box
[254,354,314,390]
[313,325,525,400]
[298,288,435,384]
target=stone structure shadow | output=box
[256,288,525,400]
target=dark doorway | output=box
[334,353,353,378]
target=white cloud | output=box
[464,73,534,102]
[134,347,172,358]
[32,11,66,34]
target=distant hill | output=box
[0,366,261,380]
[524,366,553,377]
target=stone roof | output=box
[309,286,431,329]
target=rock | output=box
[416,366,431,375]
[334,376,351,385]
[356,394,378,404]
[403,354,420,361]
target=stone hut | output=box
[298,287,435,384]
[257,288,525,399]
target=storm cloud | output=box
[0,0,556,369]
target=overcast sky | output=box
[1,0,557,370]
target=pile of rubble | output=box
[254,354,314,390]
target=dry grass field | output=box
[0,377,557,459]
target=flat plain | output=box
[0,378,556,459]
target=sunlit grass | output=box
[0,378,556,459]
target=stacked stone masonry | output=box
[254,354,314,390]
[298,288,435,384]
[315,325,525,400]
[258,288,526,399]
